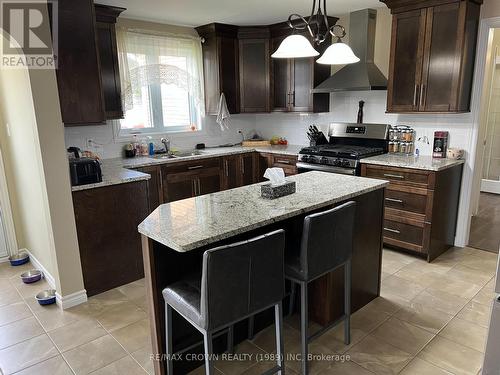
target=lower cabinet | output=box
[222,153,258,189]
[259,153,298,180]
[361,163,463,262]
[72,180,149,296]
[135,165,163,211]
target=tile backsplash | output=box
[65,91,475,160]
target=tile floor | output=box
[468,192,500,253]
[0,246,496,375]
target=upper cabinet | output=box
[195,24,240,115]
[238,27,271,113]
[383,0,482,114]
[95,4,126,120]
[56,1,125,126]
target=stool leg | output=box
[165,303,173,375]
[288,281,297,316]
[344,260,351,345]
[203,331,214,375]
[274,302,285,375]
[300,282,308,375]
[248,315,255,340]
[227,325,234,354]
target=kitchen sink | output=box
[149,150,204,159]
[150,154,176,159]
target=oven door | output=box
[296,162,356,175]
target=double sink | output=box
[149,150,205,160]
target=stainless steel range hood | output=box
[312,9,387,93]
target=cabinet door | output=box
[57,0,105,125]
[136,166,163,211]
[198,168,222,195]
[290,58,314,112]
[163,172,195,203]
[420,3,463,112]
[386,9,426,113]
[239,39,270,112]
[271,37,291,112]
[96,21,123,119]
[240,153,256,186]
[222,155,240,190]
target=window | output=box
[117,29,204,135]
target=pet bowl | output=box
[35,289,56,306]
[8,252,29,266]
[20,270,43,284]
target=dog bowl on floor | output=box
[8,252,29,266]
[20,270,43,284]
[35,289,56,305]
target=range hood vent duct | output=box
[312,9,388,93]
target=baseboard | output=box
[481,179,500,194]
[0,256,9,263]
[56,290,88,310]
[23,248,56,290]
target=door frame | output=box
[0,147,18,259]
[460,16,500,247]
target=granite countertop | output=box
[138,171,388,252]
[71,144,305,192]
[361,154,465,171]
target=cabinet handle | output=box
[383,173,404,179]
[197,179,201,195]
[158,170,164,203]
[241,158,245,175]
[225,160,229,177]
[420,84,425,108]
[292,91,296,106]
[188,165,204,170]
[192,179,197,196]
[275,159,290,164]
[384,227,401,234]
[413,84,419,107]
[385,198,403,204]
[287,92,291,106]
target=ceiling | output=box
[96,0,385,27]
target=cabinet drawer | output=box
[164,157,221,174]
[383,219,425,253]
[271,154,297,175]
[364,165,433,188]
[385,186,433,220]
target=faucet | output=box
[161,138,170,154]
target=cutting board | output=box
[242,140,271,147]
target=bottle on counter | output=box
[140,138,149,156]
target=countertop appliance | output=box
[483,252,500,374]
[69,157,102,186]
[297,122,389,176]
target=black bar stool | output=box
[163,230,287,375]
[287,201,356,375]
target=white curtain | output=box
[116,27,205,114]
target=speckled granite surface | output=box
[71,145,305,192]
[138,171,388,252]
[361,154,465,171]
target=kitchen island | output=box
[138,171,388,374]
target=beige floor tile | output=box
[251,323,300,354]
[0,301,32,327]
[347,334,412,375]
[483,277,496,292]
[383,249,417,265]
[131,295,149,311]
[111,319,151,353]
[314,320,368,354]
[237,361,293,375]
[371,317,435,355]
[0,286,22,308]
[395,266,446,288]
[459,254,497,274]
[0,334,58,374]
[65,296,124,319]
[214,341,265,374]
[381,275,426,300]
[91,289,129,303]
[48,318,107,352]
[26,299,86,332]
[10,277,50,299]
[284,313,322,335]
[381,258,408,275]
[0,316,44,350]
[394,301,454,334]
[457,301,492,328]
[411,289,469,316]
[0,262,32,279]
[419,336,484,375]
[284,335,341,375]
[472,286,496,306]
[445,264,493,286]
[319,360,374,375]
[438,317,488,353]
[368,292,410,316]
[425,276,482,299]
[381,271,391,281]
[131,346,154,375]
[63,334,127,375]
[188,364,224,375]
[116,281,146,301]
[401,258,455,275]
[349,303,391,333]
[96,301,147,332]
[400,357,453,375]
[13,355,73,375]
[91,355,147,375]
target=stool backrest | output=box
[300,201,356,281]
[201,229,285,330]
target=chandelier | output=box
[271,0,360,65]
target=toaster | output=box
[69,158,102,186]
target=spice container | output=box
[400,141,408,154]
[388,141,396,153]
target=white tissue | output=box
[263,168,286,186]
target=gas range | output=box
[297,123,389,175]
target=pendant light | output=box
[271,0,359,65]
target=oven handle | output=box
[296,162,356,175]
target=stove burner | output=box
[300,144,385,159]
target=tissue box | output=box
[261,181,296,199]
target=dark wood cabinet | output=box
[195,24,240,115]
[57,0,105,125]
[384,0,481,113]
[259,153,298,179]
[222,153,257,189]
[222,155,240,190]
[95,4,125,119]
[136,166,163,211]
[240,153,257,186]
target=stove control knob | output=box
[320,157,329,165]
[341,159,351,167]
[333,159,341,167]
[301,155,310,163]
